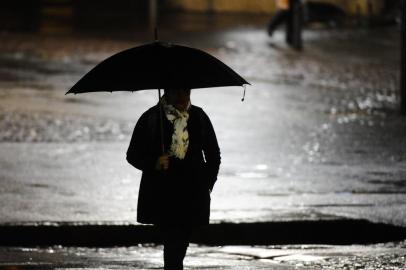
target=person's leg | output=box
[163,243,188,270]
[160,225,193,270]
[268,9,290,36]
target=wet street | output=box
[0,13,406,269]
[0,241,406,270]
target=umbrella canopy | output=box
[67,41,249,94]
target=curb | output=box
[1,219,405,246]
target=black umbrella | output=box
[66,41,248,94]
[66,41,249,153]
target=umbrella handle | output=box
[155,27,159,42]
[158,89,165,154]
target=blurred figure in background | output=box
[267,0,291,36]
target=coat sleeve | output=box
[126,111,157,172]
[201,110,221,191]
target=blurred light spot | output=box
[255,164,268,170]
[237,172,268,179]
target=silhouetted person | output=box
[127,88,221,270]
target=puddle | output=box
[27,183,50,189]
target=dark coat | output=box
[126,104,221,225]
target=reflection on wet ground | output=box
[0,241,405,270]
[0,109,133,142]
[0,18,405,227]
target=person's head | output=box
[164,87,191,111]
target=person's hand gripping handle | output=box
[155,154,169,171]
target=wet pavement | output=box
[0,21,405,226]
[0,241,405,270]
[0,13,406,269]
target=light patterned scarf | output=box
[161,96,191,159]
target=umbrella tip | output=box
[241,85,247,102]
